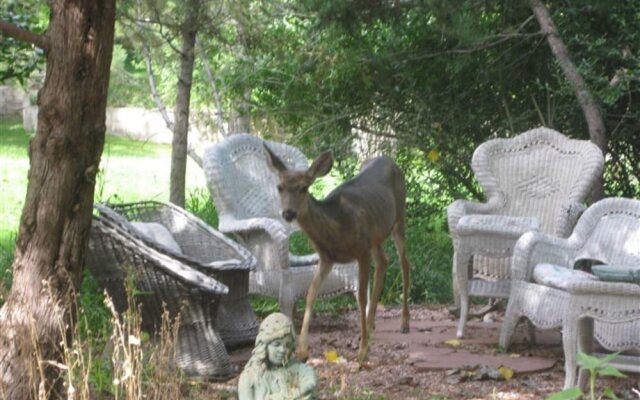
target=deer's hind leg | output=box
[367,244,389,333]
[356,254,371,364]
[393,217,411,333]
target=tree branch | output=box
[0,20,49,51]
[529,0,606,199]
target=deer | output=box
[264,146,411,364]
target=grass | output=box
[0,116,206,245]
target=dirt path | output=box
[203,305,639,399]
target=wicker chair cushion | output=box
[592,265,640,283]
[533,263,599,290]
[131,222,183,254]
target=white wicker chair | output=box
[447,127,604,338]
[202,134,359,317]
[496,198,640,389]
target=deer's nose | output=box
[282,210,297,222]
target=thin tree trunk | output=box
[141,39,174,131]
[228,90,252,134]
[529,0,607,199]
[0,1,115,398]
[197,40,227,138]
[169,0,199,207]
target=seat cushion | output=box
[533,263,599,291]
[131,222,183,254]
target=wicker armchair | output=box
[95,201,258,348]
[202,133,359,317]
[87,216,231,378]
[496,198,640,389]
[447,127,604,338]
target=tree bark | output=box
[0,1,115,398]
[169,0,199,207]
[529,0,607,199]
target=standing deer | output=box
[264,146,411,364]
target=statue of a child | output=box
[238,312,316,400]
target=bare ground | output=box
[200,305,640,400]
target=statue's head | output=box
[252,312,296,369]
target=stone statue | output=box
[238,313,316,400]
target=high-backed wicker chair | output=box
[447,127,604,338]
[87,216,231,378]
[496,198,640,389]
[202,133,359,317]
[94,201,258,348]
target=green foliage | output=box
[546,352,626,400]
[0,0,47,84]
[108,45,156,107]
[381,216,453,305]
[77,271,113,394]
[185,187,219,228]
[0,234,14,306]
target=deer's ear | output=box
[307,150,333,179]
[264,144,287,173]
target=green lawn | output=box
[0,116,207,246]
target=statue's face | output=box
[267,336,292,366]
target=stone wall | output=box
[0,86,27,115]
[21,105,220,144]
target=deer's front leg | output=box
[297,258,333,361]
[356,254,371,365]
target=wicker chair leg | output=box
[455,248,472,339]
[576,317,594,391]
[279,296,296,320]
[499,295,521,349]
[562,314,579,389]
[452,250,460,309]
[526,320,536,345]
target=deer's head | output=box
[264,144,333,222]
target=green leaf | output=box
[545,387,583,400]
[602,387,620,400]
[577,352,603,369]
[598,365,627,378]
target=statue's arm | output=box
[297,364,317,399]
[237,371,255,400]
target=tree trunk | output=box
[0,1,115,398]
[169,0,199,207]
[529,0,607,199]
[228,92,252,134]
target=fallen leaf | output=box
[444,339,461,347]
[499,366,515,380]
[324,350,339,363]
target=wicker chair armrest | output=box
[457,214,540,238]
[289,253,320,267]
[447,196,504,235]
[218,215,290,268]
[565,280,640,296]
[219,215,289,243]
[93,218,229,295]
[511,231,577,281]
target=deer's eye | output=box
[300,186,309,193]
[277,185,283,193]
